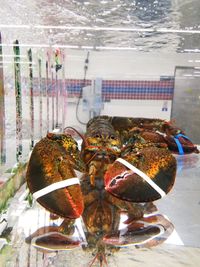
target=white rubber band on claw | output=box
[116,158,166,198]
[32,178,80,200]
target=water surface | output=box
[0,0,200,52]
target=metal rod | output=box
[38,57,43,139]
[0,32,6,164]
[45,60,49,133]
[61,51,66,132]
[55,66,59,128]
[13,40,22,162]
[55,49,62,128]
[28,49,34,149]
[51,67,55,131]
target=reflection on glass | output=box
[25,202,174,266]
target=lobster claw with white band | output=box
[32,178,80,200]
[116,158,166,198]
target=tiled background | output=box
[66,78,174,101]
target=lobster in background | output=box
[26,116,199,266]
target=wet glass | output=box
[0,0,200,266]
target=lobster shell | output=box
[26,135,84,219]
[104,147,176,202]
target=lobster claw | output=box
[104,147,176,202]
[164,133,199,154]
[26,133,85,219]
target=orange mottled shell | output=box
[26,134,84,219]
[105,147,176,202]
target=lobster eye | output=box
[57,156,63,162]
[47,133,62,141]
[110,135,116,140]
[94,133,101,138]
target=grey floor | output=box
[157,151,200,248]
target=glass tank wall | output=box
[0,1,200,266]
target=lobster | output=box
[26,116,198,266]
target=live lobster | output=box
[26,116,198,266]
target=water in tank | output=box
[0,1,200,266]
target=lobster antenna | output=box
[88,252,108,267]
[103,254,109,267]
[85,150,99,165]
[89,253,98,267]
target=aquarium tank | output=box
[0,1,200,266]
